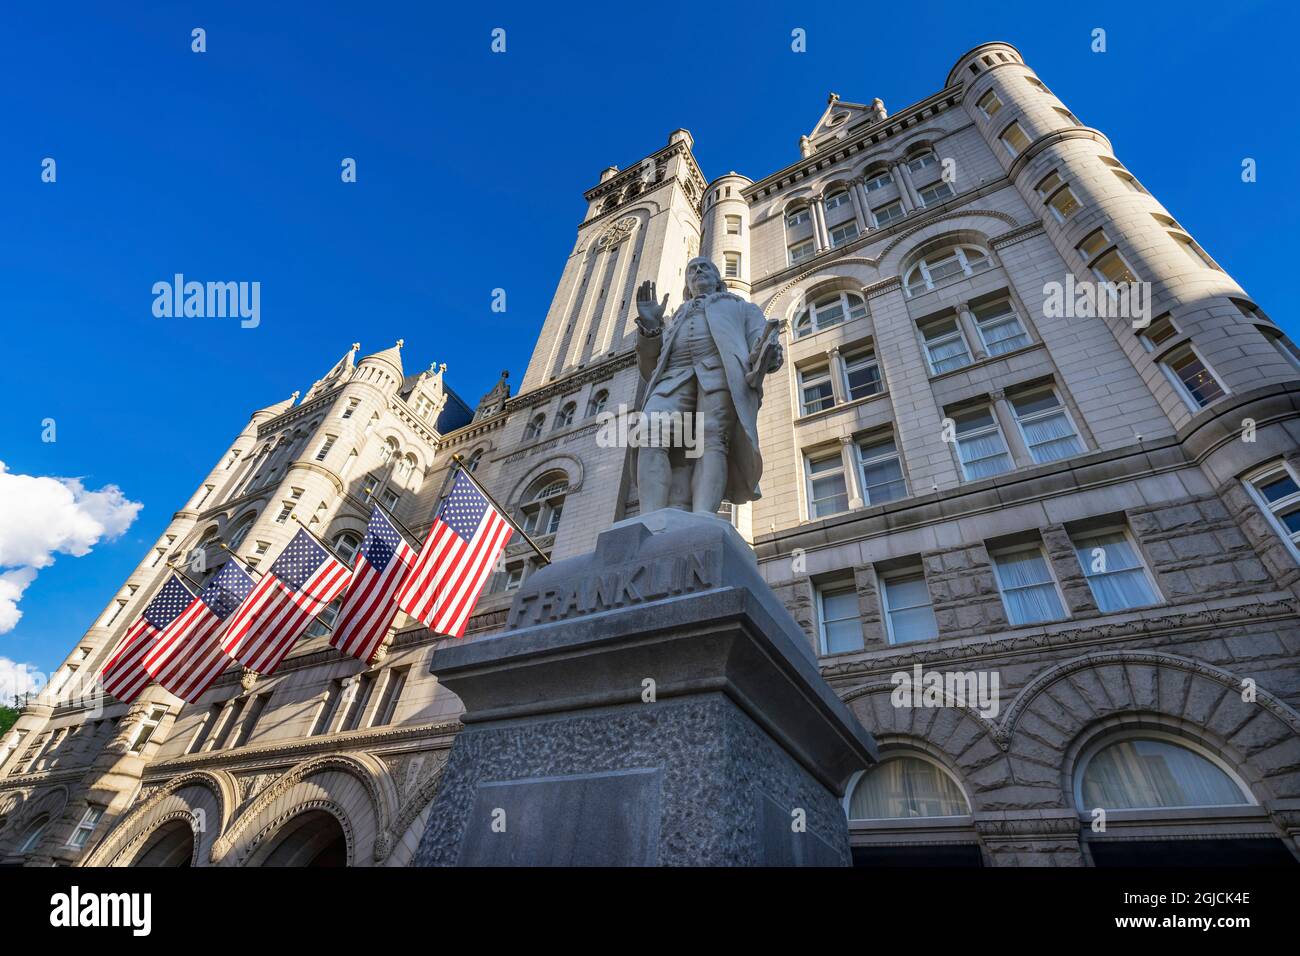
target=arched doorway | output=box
[134,820,195,867]
[259,810,348,867]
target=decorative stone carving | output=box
[596,216,638,249]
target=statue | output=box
[633,257,784,515]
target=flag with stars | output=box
[396,470,512,637]
[143,561,256,703]
[330,506,418,664]
[221,527,352,674]
[99,574,195,702]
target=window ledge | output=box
[926,340,1043,383]
[796,389,890,425]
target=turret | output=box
[702,171,753,298]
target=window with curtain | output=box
[793,291,867,339]
[798,363,835,415]
[882,571,938,644]
[817,583,862,654]
[905,245,991,296]
[972,298,1029,355]
[842,349,882,401]
[849,757,969,819]
[1162,346,1225,409]
[1072,531,1157,611]
[1078,737,1250,810]
[922,318,973,374]
[857,435,907,505]
[953,407,1012,480]
[1010,388,1083,464]
[805,450,848,518]
[991,546,1066,625]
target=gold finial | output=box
[395,338,404,350]
[351,342,360,352]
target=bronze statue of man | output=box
[633,257,784,515]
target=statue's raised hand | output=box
[635,280,669,335]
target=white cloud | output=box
[0,461,143,635]
[0,656,44,706]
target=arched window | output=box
[520,473,568,537]
[905,149,939,175]
[1076,736,1252,811]
[18,814,49,853]
[465,448,484,473]
[524,415,545,440]
[307,596,344,638]
[228,514,257,551]
[904,244,991,296]
[331,531,363,567]
[378,438,398,465]
[848,756,970,820]
[586,390,609,417]
[793,290,867,338]
[555,403,576,430]
[823,188,852,213]
[397,454,416,481]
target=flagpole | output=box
[360,488,425,550]
[450,454,551,566]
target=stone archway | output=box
[255,809,348,867]
[133,819,195,867]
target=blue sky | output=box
[1,0,1296,679]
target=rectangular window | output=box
[857,435,907,505]
[976,89,1003,118]
[798,363,836,415]
[864,171,892,192]
[788,239,816,264]
[725,215,741,235]
[315,436,337,461]
[806,450,849,518]
[825,191,852,211]
[1026,76,1050,94]
[1036,171,1080,222]
[1072,530,1158,611]
[233,694,270,748]
[1010,388,1083,464]
[918,181,954,206]
[1162,346,1226,409]
[311,681,345,735]
[66,805,105,849]
[275,504,293,524]
[544,502,563,535]
[211,699,246,750]
[999,121,1031,156]
[1138,314,1178,352]
[1076,228,1110,262]
[881,571,939,644]
[196,485,214,509]
[127,707,167,754]
[785,209,810,228]
[341,399,360,419]
[341,674,376,731]
[1170,232,1215,269]
[972,298,1030,355]
[187,705,222,754]
[1246,462,1300,561]
[502,564,524,592]
[842,349,882,401]
[373,667,409,727]
[817,583,863,655]
[953,407,1013,480]
[991,547,1066,625]
[381,488,400,510]
[724,252,741,277]
[872,201,905,227]
[906,152,938,174]
[829,221,860,247]
[922,318,973,375]
[1091,248,1138,284]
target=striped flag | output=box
[143,561,255,703]
[330,507,417,664]
[396,470,512,637]
[221,527,352,674]
[99,574,195,702]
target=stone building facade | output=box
[3,40,1299,866]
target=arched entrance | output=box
[259,810,348,867]
[134,820,195,867]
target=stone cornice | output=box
[503,351,636,411]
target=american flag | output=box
[99,574,195,702]
[330,506,417,664]
[221,527,352,674]
[143,561,255,703]
[396,470,512,637]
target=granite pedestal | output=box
[413,510,878,866]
